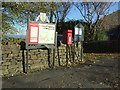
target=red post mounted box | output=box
[62,30,72,44]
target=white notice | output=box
[30,27,38,42]
[30,27,38,37]
[75,28,82,35]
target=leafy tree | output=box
[2,2,40,35]
[2,2,72,35]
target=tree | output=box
[74,2,114,41]
[53,2,73,23]
[2,2,47,35]
[2,2,72,35]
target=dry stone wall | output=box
[0,39,80,77]
[2,41,81,77]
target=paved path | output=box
[2,58,119,88]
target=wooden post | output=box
[25,49,29,73]
[66,44,68,66]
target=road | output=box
[2,58,119,88]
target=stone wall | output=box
[1,41,82,77]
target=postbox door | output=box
[67,33,72,44]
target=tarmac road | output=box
[2,58,119,88]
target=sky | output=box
[16,2,120,35]
[65,2,119,21]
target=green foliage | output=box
[83,23,90,41]
[56,20,85,34]
[95,31,108,41]
[74,2,113,41]
[56,19,109,41]
[2,2,71,36]
[2,2,55,35]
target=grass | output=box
[84,53,119,61]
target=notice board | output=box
[39,23,56,44]
[28,22,56,45]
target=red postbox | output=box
[62,30,72,44]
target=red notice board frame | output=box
[28,22,39,44]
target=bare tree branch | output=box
[74,2,114,41]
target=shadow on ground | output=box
[2,58,120,88]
